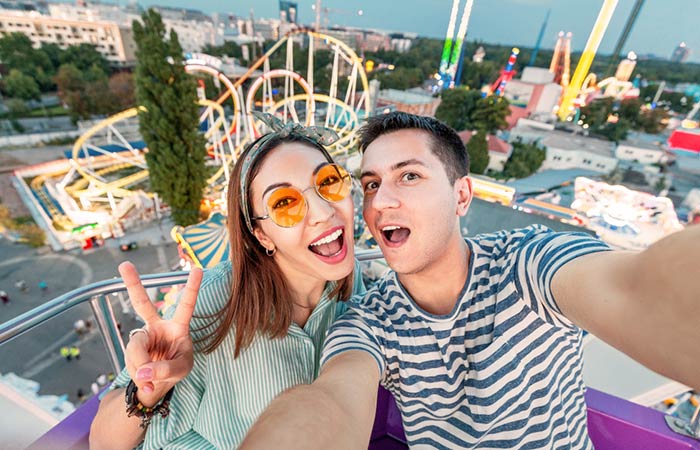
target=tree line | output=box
[0,33,136,122]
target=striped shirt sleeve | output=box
[514,226,611,328]
[320,302,386,378]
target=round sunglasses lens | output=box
[267,187,306,227]
[316,164,350,202]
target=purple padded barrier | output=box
[26,393,99,450]
[369,387,407,449]
[585,388,700,450]
[27,385,700,450]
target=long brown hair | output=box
[198,134,353,356]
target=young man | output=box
[241,112,700,449]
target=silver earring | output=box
[265,247,276,256]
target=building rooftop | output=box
[458,130,512,154]
[378,89,436,105]
[541,130,615,158]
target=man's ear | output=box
[455,175,473,217]
[252,226,274,252]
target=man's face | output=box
[360,129,472,276]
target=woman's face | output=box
[249,142,355,285]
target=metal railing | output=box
[0,248,384,373]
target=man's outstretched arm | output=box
[552,224,700,389]
[240,350,380,450]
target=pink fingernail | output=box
[136,368,153,380]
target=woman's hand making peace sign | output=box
[119,261,203,407]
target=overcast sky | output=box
[134,0,700,63]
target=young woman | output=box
[90,120,362,449]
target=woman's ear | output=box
[253,226,274,252]
[455,175,473,217]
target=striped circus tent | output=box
[171,212,229,268]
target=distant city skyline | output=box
[129,0,700,63]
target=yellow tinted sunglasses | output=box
[251,163,351,228]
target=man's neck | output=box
[397,238,471,316]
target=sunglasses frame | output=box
[251,163,352,228]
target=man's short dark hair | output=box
[358,112,469,183]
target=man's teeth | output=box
[382,225,401,231]
[310,229,343,246]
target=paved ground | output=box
[0,233,180,406]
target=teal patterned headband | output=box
[240,112,341,234]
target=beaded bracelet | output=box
[125,380,175,428]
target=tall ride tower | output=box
[436,0,475,90]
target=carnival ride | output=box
[16,29,371,251]
[571,177,683,250]
[557,0,619,120]
[549,32,571,89]
[487,48,520,97]
[436,0,474,90]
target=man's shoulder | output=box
[349,270,404,314]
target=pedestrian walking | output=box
[73,319,86,337]
[60,346,71,361]
[96,373,107,386]
[15,280,27,292]
[76,388,86,403]
[0,291,9,305]
[90,382,99,396]
[38,280,48,292]
[69,346,80,360]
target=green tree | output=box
[466,131,489,175]
[501,139,546,179]
[0,33,53,90]
[54,64,89,122]
[132,9,207,226]
[472,95,510,134]
[60,43,110,74]
[202,41,242,59]
[107,71,137,112]
[435,87,481,131]
[596,118,631,143]
[3,69,41,101]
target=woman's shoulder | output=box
[162,260,232,323]
[194,260,233,315]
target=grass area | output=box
[27,105,69,118]
[0,104,69,119]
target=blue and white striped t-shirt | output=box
[321,225,611,449]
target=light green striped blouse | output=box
[107,259,365,449]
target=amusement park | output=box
[0,0,699,448]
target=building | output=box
[615,138,667,165]
[458,130,513,172]
[279,1,297,24]
[0,9,136,66]
[389,32,414,53]
[509,121,617,174]
[504,67,562,123]
[670,42,690,63]
[540,130,618,173]
[376,88,441,117]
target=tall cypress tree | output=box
[466,131,489,175]
[132,9,206,226]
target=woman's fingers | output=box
[172,267,203,327]
[125,330,152,377]
[119,262,160,325]
[136,355,194,385]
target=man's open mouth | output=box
[382,225,410,244]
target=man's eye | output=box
[363,181,379,192]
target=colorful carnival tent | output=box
[171,212,229,268]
